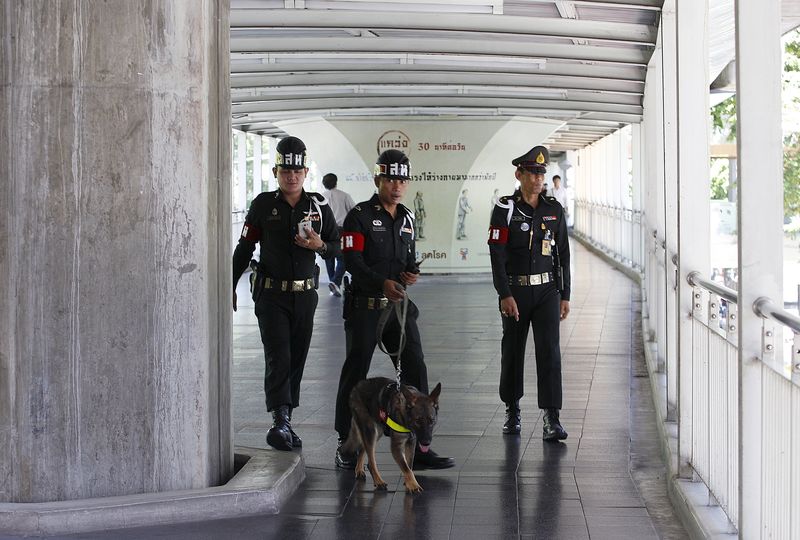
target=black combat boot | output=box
[266,405,293,451]
[335,438,357,470]
[542,408,568,441]
[412,446,455,470]
[287,408,302,448]
[503,401,521,435]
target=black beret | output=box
[512,145,549,174]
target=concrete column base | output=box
[0,449,303,536]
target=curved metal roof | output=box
[230,1,660,150]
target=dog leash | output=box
[376,290,409,389]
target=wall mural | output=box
[276,116,563,273]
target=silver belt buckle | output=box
[542,273,550,284]
[531,274,542,285]
[379,298,388,309]
[291,280,305,292]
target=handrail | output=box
[753,297,800,334]
[686,271,738,303]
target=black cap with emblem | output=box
[511,145,549,175]
[275,136,308,170]
[374,149,411,180]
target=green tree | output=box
[710,159,729,199]
[784,133,800,216]
[710,96,736,142]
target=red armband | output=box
[487,226,508,244]
[240,223,261,242]
[341,231,365,252]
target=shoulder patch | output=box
[309,192,329,205]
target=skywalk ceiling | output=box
[230,0,663,150]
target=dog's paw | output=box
[354,470,366,481]
[374,481,388,490]
[404,481,423,493]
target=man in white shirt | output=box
[322,173,355,296]
[550,175,569,217]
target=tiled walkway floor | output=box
[54,240,688,539]
[229,240,687,540]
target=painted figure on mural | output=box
[491,188,500,208]
[456,188,473,240]
[414,191,426,239]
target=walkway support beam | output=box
[675,0,711,479]
[734,0,783,536]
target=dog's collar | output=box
[379,408,411,433]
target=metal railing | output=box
[686,272,800,537]
[574,199,644,271]
[579,199,800,536]
[686,271,740,528]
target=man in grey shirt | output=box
[322,173,355,296]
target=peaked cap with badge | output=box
[511,145,549,175]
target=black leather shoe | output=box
[412,447,455,470]
[286,409,302,448]
[542,408,568,441]
[266,405,293,451]
[502,401,521,435]
[335,438,357,470]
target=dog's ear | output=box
[400,385,417,408]
[429,383,442,405]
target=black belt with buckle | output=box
[352,296,390,310]
[508,272,553,287]
[263,277,315,292]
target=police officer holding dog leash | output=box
[488,145,571,441]
[233,136,340,452]
[333,149,454,471]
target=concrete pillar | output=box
[0,0,232,503]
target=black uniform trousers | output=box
[500,282,563,409]
[334,301,428,438]
[255,288,318,412]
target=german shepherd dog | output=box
[341,377,441,493]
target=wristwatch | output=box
[316,242,327,256]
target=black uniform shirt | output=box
[232,189,339,286]
[340,194,417,296]
[487,190,571,301]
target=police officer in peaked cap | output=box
[233,135,340,451]
[488,145,571,440]
[333,149,455,470]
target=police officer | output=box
[333,149,454,470]
[233,136,340,451]
[488,145,571,441]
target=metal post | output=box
[734,0,783,535]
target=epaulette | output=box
[308,191,329,205]
[542,195,559,207]
[495,195,513,209]
[400,203,415,219]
